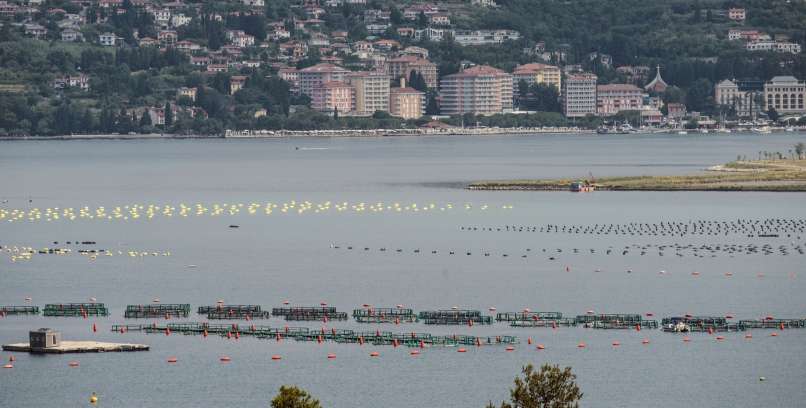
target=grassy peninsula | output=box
[468,159,806,192]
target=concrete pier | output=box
[2,341,149,353]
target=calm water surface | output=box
[1,133,806,407]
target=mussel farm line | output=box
[461,218,806,237]
[331,241,804,259]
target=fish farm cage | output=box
[271,307,349,321]
[0,306,40,315]
[417,310,493,325]
[43,303,109,317]
[352,308,418,323]
[124,304,191,318]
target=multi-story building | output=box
[99,32,117,46]
[439,65,513,115]
[728,8,746,22]
[298,63,350,96]
[715,79,763,118]
[177,86,197,102]
[311,81,353,113]
[562,72,597,118]
[746,40,801,54]
[389,78,424,119]
[229,75,247,94]
[386,56,438,89]
[345,71,390,115]
[596,84,643,116]
[764,76,805,114]
[512,63,562,93]
[451,29,521,46]
[728,29,761,41]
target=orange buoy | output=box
[536,344,545,350]
[220,356,231,362]
[327,353,336,359]
[612,341,620,347]
[68,361,79,367]
[505,346,514,351]
[527,337,532,345]
[271,355,281,360]
[410,350,419,356]
[167,357,178,363]
[771,332,779,337]
[457,348,467,353]
[369,351,379,357]
[641,339,650,344]
[716,336,725,341]
[745,333,753,339]
[577,342,586,348]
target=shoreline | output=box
[467,159,806,192]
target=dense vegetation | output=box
[1,0,805,136]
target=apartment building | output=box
[563,72,597,117]
[439,65,513,115]
[346,71,390,115]
[596,84,643,116]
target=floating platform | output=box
[2,341,149,353]
[125,304,190,318]
[353,308,417,323]
[418,310,493,325]
[43,303,108,317]
[0,306,40,315]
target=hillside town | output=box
[1,0,805,136]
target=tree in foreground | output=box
[271,385,321,408]
[487,363,582,408]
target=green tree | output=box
[486,364,582,408]
[164,102,173,127]
[795,142,805,159]
[139,110,152,127]
[270,386,320,408]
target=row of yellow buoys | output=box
[2,246,171,263]
[0,201,514,223]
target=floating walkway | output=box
[43,303,108,317]
[271,307,348,321]
[2,341,148,353]
[0,306,40,315]
[418,310,493,325]
[353,308,418,323]
[125,304,190,318]
[110,322,517,347]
